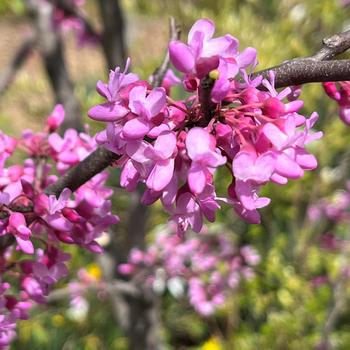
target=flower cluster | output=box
[308,181,350,223]
[323,81,350,125]
[308,182,350,285]
[88,18,322,234]
[0,105,117,347]
[118,225,260,316]
[51,0,100,47]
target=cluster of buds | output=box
[0,105,117,347]
[323,81,350,125]
[119,226,260,316]
[88,18,322,234]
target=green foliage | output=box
[0,0,25,16]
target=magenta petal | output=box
[162,175,178,207]
[232,152,255,180]
[263,123,288,150]
[88,102,128,122]
[188,19,215,44]
[186,128,211,160]
[270,173,288,185]
[340,106,350,125]
[86,241,103,254]
[147,159,174,191]
[192,210,203,233]
[295,148,317,170]
[153,131,177,159]
[96,80,110,100]
[128,85,147,114]
[236,47,257,68]
[195,56,220,78]
[147,87,166,117]
[169,41,195,73]
[234,203,261,224]
[211,76,230,102]
[188,163,207,194]
[16,237,34,255]
[45,213,73,231]
[123,118,150,139]
[203,35,238,57]
[121,160,140,191]
[275,153,303,179]
[33,263,49,278]
[235,180,257,211]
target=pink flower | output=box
[122,86,167,139]
[186,128,226,194]
[323,82,350,125]
[145,131,177,191]
[88,59,139,122]
[46,104,65,131]
[232,151,275,183]
[169,19,238,79]
[8,213,34,255]
[171,192,203,234]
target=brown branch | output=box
[312,29,350,61]
[255,29,350,88]
[198,76,215,125]
[0,35,36,96]
[45,147,119,195]
[259,59,350,88]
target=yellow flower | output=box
[87,263,102,280]
[201,337,222,350]
[51,314,65,327]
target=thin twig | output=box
[48,280,141,302]
[151,17,181,88]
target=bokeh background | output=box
[1,0,350,349]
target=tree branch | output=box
[98,0,127,70]
[312,29,350,61]
[25,0,83,131]
[0,35,36,96]
[47,280,141,302]
[255,28,350,88]
[45,147,119,195]
[151,17,181,87]
[259,59,350,88]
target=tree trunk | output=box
[98,0,127,70]
[25,0,83,131]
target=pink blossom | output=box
[169,19,238,79]
[88,59,139,122]
[186,128,226,194]
[123,86,167,139]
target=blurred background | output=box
[1,0,350,349]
